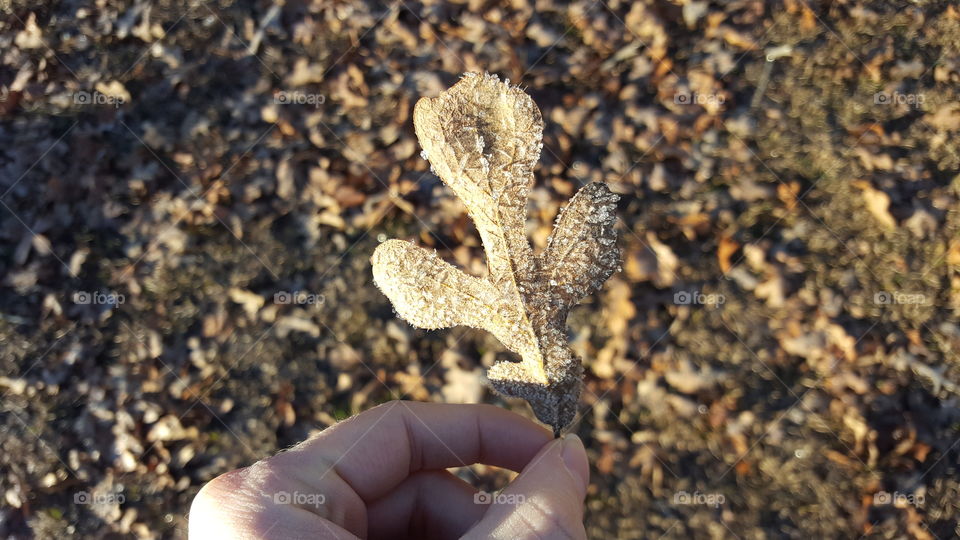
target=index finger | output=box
[270,400,552,501]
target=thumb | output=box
[465,434,589,540]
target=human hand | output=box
[189,400,589,539]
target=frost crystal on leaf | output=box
[371,72,620,435]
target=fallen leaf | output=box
[853,180,896,230]
[718,235,739,274]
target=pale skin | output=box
[189,401,590,539]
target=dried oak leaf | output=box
[371,73,619,434]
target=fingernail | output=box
[560,434,589,496]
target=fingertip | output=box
[464,436,589,539]
[560,434,589,498]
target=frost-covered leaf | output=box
[372,73,620,435]
[413,72,541,283]
[539,182,620,311]
[371,239,499,330]
[371,239,539,360]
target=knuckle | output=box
[196,468,247,504]
[381,398,405,407]
[194,462,273,510]
[371,399,406,415]
[190,468,254,535]
[193,467,257,511]
[474,402,502,414]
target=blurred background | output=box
[2,0,959,538]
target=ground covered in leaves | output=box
[2,0,959,538]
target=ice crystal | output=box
[371,72,620,435]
